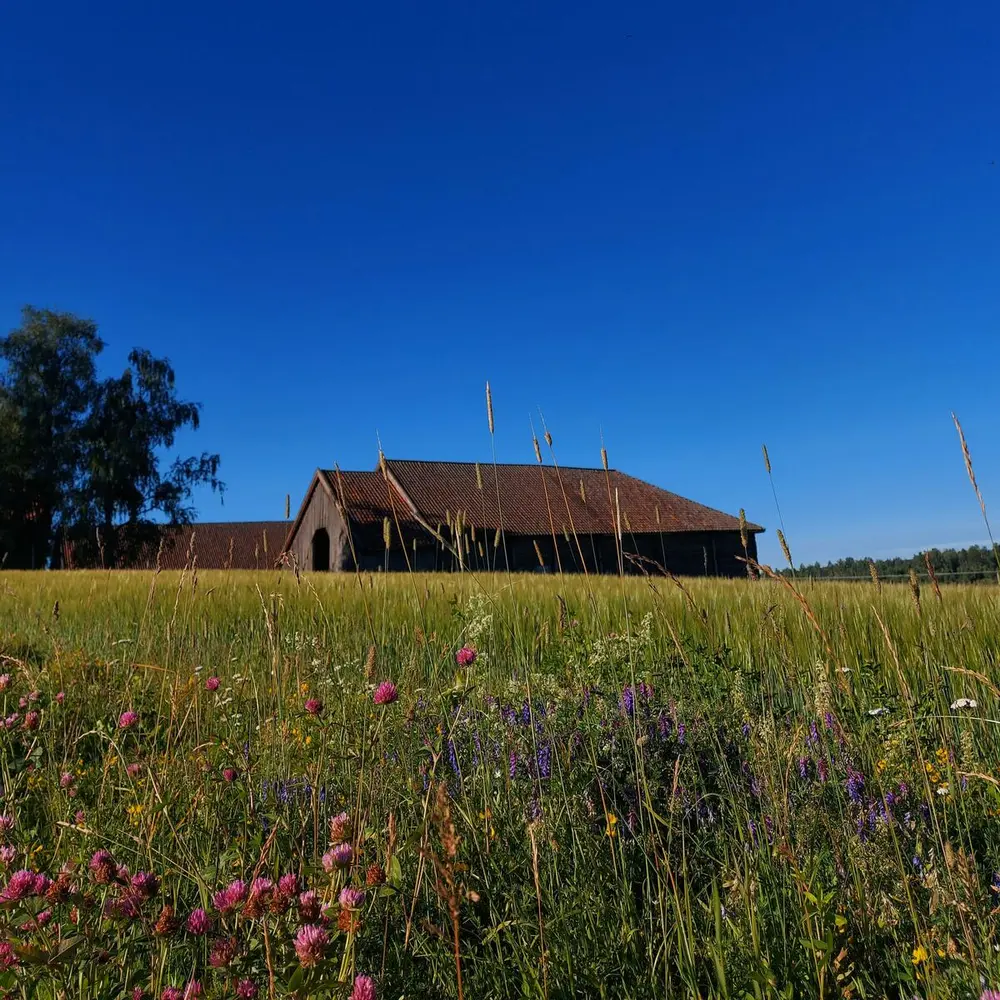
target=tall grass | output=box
[0,568,999,998]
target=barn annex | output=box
[282,458,762,577]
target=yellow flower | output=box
[935,747,948,764]
[605,813,618,838]
[127,803,145,827]
[912,946,928,965]
[876,759,888,774]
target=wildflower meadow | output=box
[1,568,1000,999]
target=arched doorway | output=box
[311,528,330,571]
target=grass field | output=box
[1,567,1000,999]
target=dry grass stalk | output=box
[485,381,494,435]
[533,539,545,568]
[762,443,772,475]
[924,551,943,603]
[533,437,542,463]
[952,412,1000,580]
[423,783,468,1000]
[365,645,376,682]
[475,462,483,491]
[776,529,793,569]
[601,447,608,472]
[868,559,881,593]
[908,568,921,616]
[579,480,586,503]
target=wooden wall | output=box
[286,481,350,571]
[337,526,758,577]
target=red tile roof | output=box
[321,469,420,527]
[104,522,291,570]
[318,460,761,537]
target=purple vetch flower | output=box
[816,757,829,782]
[677,722,686,744]
[537,745,551,779]
[808,721,820,746]
[846,769,865,803]
[798,757,809,780]
[509,751,518,779]
[824,711,834,730]
[620,687,635,717]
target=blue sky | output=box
[1,1,998,566]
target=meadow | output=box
[1,567,1000,999]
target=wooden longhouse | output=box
[281,459,762,577]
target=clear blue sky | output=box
[2,1,998,567]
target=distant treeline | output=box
[784,544,1000,582]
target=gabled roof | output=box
[309,459,761,537]
[70,521,291,570]
[154,521,290,569]
[320,469,420,527]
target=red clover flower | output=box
[373,681,398,705]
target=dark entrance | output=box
[311,528,330,571]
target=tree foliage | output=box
[786,544,1000,583]
[0,306,223,568]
